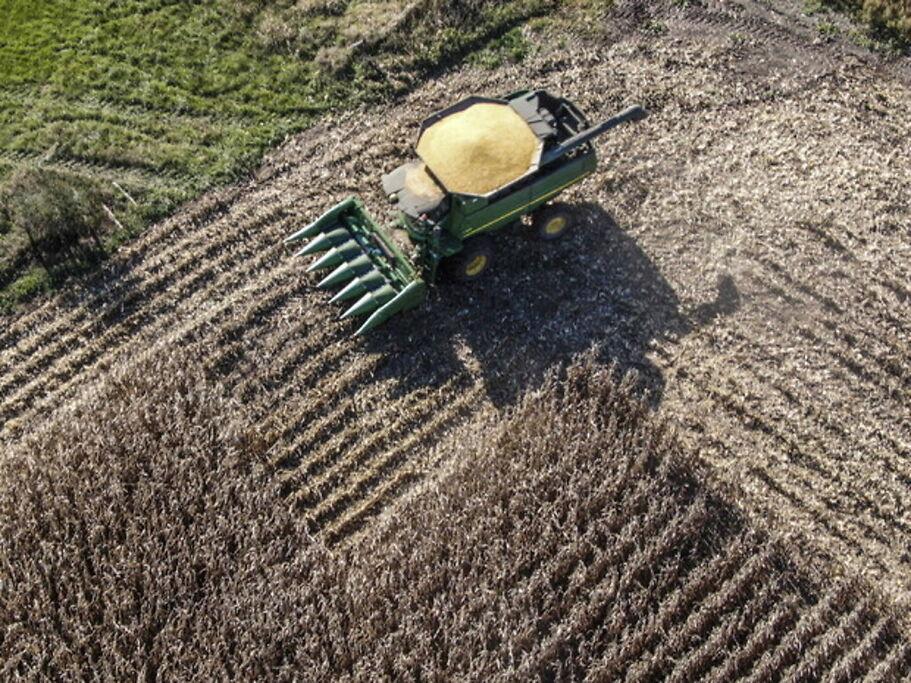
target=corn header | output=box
[286,89,647,335]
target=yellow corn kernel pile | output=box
[403,162,445,201]
[417,102,539,195]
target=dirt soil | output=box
[1,0,909,628]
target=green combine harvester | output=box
[286,89,647,335]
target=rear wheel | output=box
[533,204,575,241]
[445,236,494,282]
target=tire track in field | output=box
[750,258,911,386]
[695,247,904,387]
[4,88,316,133]
[0,148,190,188]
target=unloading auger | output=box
[285,89,647,335]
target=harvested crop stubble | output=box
[2,350,907,679]
[416,101,539,194]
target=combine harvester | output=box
[286,89,647,335]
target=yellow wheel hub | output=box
[545,216,567,235]
[465,254,488,277]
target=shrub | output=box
[0,167,107,276]
[827,0,911,40]
[863,0,911,36]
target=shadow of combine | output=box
[363,203,739,409]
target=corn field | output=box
[1,0,910,678]
[2,353,907,679]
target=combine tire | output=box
[446,236,494,282]
[533,205,574,241]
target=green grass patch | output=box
[850,0,911,37]
[816,0,911,50]
[468,27,531,69]
[0,0,560,313]
[0,266,52,312]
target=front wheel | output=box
[444,236,494,282]
[533,204,575,241]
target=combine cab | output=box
[286,89,647,335]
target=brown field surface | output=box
[1,0,910,674]
[3,352,908,678]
